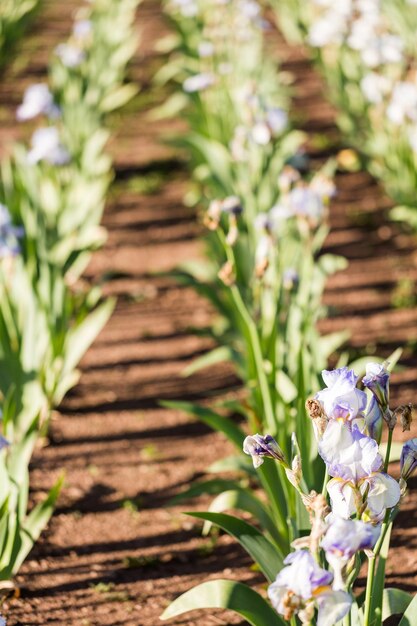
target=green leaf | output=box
[12,473,64,575]
[275,370,297,404]
[160,579,285,625]
[202,488,285,554]
[319,330,350,359]
[160,400,245,450]
[100,83,139,112]
[182,346,232,377]
[399,593,417,625]
[207,454,255,475]
[188,511,283,581]
[382,589,412,621]
[370,524,392,626]
[168,479,243,506]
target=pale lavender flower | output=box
[400,438,417,481]
[251,121,271,145]
[16,84,59,121]
[266,107,288,136]
[172,0,198,17]
[27,127,71,166]
[55,43,86,68]
[322,516,379,560]
[73,19,92,40]
[183,72,215,93]
[322,423,400,520]
[288,186,325,221]
[387,82,417,125]
[0,203,24,257]
[321,516,380,588]
[360,35,403,68]
[360,72,392,105]
[268,550,351,626]
[362,362,390,412]
[319,422,382,483]
[316,367,367,421]
[243,434,284,468]
[198,41,214,58]
[361,472,401,521]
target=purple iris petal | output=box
[316,367,367,421]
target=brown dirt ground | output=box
[0,2,416,625]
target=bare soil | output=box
[0,2,416,625]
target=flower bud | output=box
[243,434,285,468]
[218,261,235,286]
[285,455,302,489]
[400,438,417,481]
[226,215,239,246]
[362,362,390,414]
[204,199,222,230]
[221,196,243,216]
[365,396,383,442]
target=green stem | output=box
[384,428,393,472]
[218,231,276,433]
[363,555,377,626]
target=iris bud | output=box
[243,434,285,468]
[400,438,417,481]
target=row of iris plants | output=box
[155,1,417,625]
[0,0,140,614]
[0,0,42,70]
[271,0,417,228]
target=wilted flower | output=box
[16,84,59,121]
[268,550,351,626]
[243,434,285,468]
[400,438,417,481]
[27,127,71,166]
[393,403,413,432]
[183,72,215,93]
[55,43,86,68]
[316,367,367,421]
